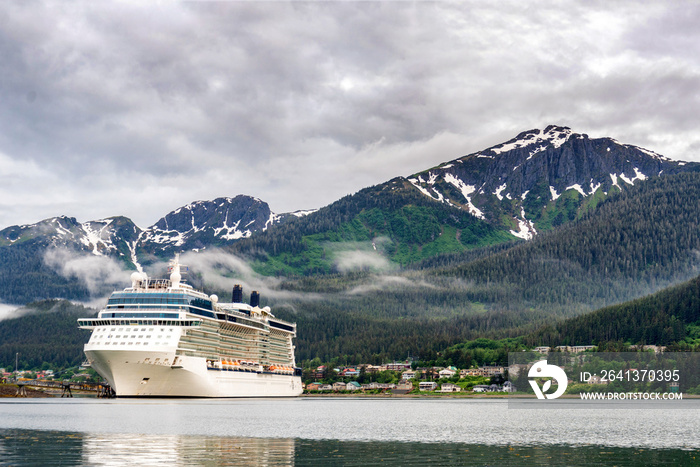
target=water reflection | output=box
[1,429,699,466]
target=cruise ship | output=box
[78,256,303,397]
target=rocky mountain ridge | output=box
[0,195,315,270]
[404,125,694,239]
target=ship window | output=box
[120,342,126,345]
[146,335,151,338]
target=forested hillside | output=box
[441,172,700,310]
[230,178,512,276]
[0,243,91,304]
[0,300,95,370]
[525,274,700,347]
[271,173,700,362]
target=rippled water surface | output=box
[1,398,699,465]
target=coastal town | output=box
[303,361,515,395]
[300,344,670,395]
[2,343,671,398]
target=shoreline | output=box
[0,384,54,398]
[301,392,510,398]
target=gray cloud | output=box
[0,1,698,229]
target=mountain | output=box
[136,196,312,262]
[230,125,699,275]
[0,195,313,303]
[230,179,512,275]
[0,215,141,255]
[270,172,700,363]
[0,124,698,303]
[406,125,695,238]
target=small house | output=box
[419,381,437,391]
[333,382,346,391]
[440,383,461,392]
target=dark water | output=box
[1,430,698,466]
[1,398,699,465]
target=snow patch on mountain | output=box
[444,174,484,219]
[567,184,587,197]
[79,220,117,255]
[494,183,507,201]
[291,209,318,218]
[610,173,621,190]
[491,125,573,155]
[550,186,560,201]
[264,213,279,231]
[510,209,537,240]
[408,177,442,202]
[528,145,548,160]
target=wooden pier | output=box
[13,379,115,398]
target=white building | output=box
[419,382,437,391]
[440,383,461,392]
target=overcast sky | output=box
[0,1,698,229]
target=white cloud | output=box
[334,250,394,274]
[43,248,128,296]
[0,302,24,322]
[178,250,322,302]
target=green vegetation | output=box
[0,300,94,370]
[233,180,515,276]
[525,273,700,348]
[0,244,91,304]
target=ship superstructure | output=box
[78,256,302,397]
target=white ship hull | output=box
[86,349,303,398]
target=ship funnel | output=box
[250,291,260,308]
[232,284,243,303]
